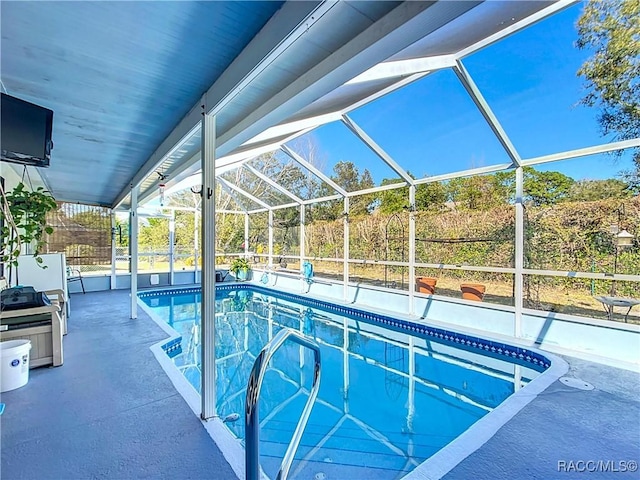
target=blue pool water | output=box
[140,286,547,479]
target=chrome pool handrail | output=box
[245,328,322,480]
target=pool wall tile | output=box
[140,285,551,371]
[260,273,640,367]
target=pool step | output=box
[259,437,420,472]
[259,449,414,480]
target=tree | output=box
[523,169,575,206]
[332,161,362,191]
[567,178,633,201]
[345,165,375,216]
[333,161,375,216]
[446,174,509,210]
[161,190,199,249]
[576,0,640,180]
[138,217,169,249]
[314,161,374,220]
[375,173,446,214]
[67,208,110,228]
[494,167,575,206]
[623,169,640,194]
[377,179,408,214]
[416,181,447,211]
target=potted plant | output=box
[460,283,486,302]
[416,276,438,294]
[1,182,57,275]
[229,257,251,281]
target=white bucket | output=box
[1,339,32,392]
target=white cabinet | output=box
[15,252,68,301]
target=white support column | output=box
[169,209,175,286]
[300,205,306,270]
[130,186,138,319]
[268,210,274,268]
[515,167,524,337]
[110,212,117,290]
[244,213,250,257]
[408,185,416,315]
[194,207,200,284]
[201,109,217,420]
[343,197,350,302]
[514,364,522,392]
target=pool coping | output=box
[138,284,568,480]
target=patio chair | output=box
[66,267,85,294]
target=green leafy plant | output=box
[1,182,57,268]
[229,257,251,275]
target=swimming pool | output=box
[140,285,550,479]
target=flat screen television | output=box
[1,93,53,168]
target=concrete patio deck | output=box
[1,290,638,479]
[1,290,235,480]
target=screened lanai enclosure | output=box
[2,0,632,340]
[95,0,639,328]
[2,1,639,478]
[2,0,636,374]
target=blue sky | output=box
[302,2,635,185]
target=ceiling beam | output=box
[217,177,272,210]
[215,1,482,158]
[281,144,347,197]
[243,111,343,146]
[346,54,457,85]
[117,0,482,209]
[244,164,303,204]
[112,1,328,208]
[262,201,300,212]
[135,152,201,206]
[522,138,640,167]
[302,194,343,205]
[341,114,413,185]
[346,181,407,198]
[413,163,514,184]
[453,60,522,167]
[132,120,310,208]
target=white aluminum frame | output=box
[130,185,138,319]
[343,197,349,301]
[125,0,639,338]
[201,110,217,420]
